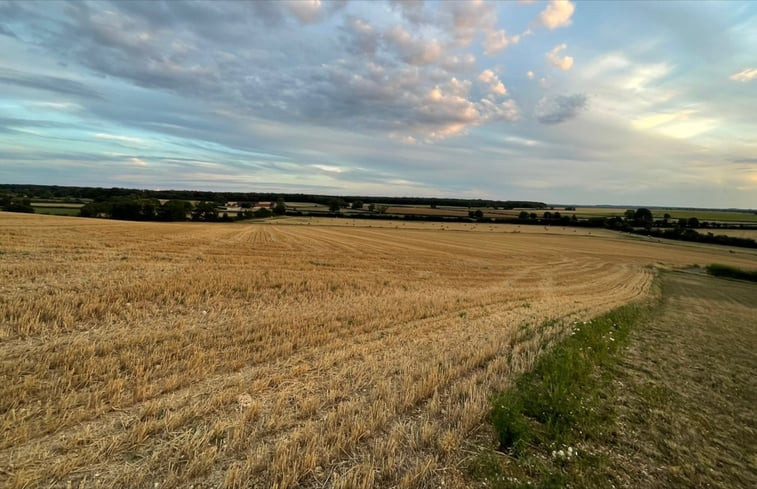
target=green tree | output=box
[1,197,34,213]
[254,207,272,218]
[351,200,364,209]
[159,200,193,221]
[273,198,287,215]
[328,198,346,213]
[634,208,653,222]
[192,201,219,221]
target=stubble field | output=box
[2,213,755,489]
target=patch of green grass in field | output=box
[706,263,757,282]
[469,303,650,488]
[31,206,81,216]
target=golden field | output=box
[1,213,756,489]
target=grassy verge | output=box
[469,302,652,488]
[706,263,757,282]
[470,271,757,488]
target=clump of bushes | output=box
[706,264,757,282]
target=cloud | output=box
[342,16,380,57]
[729,68,757,82]
[439,53,476,73]
[388,0,428,25]
[546,43,574,70]
[94,133,144,145]
[483,29,512,55]
[284,0,324,24]
[527,70,535,80]
[477,69,507,96]
[631,110,718,139]
[535,94,587,124]
[538,0,575,30]
[384,25,442,65]
[443,0,496,46]
[0,68,102,99]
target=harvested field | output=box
[1,212,755,489]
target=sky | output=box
[0,0,756,208]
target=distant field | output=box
[1,212,755,489]
[30,206,81,216]
[698,228,757,239]
[30,202,84,216]
[570,207,757,223]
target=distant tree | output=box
[687,216,700,228]
[529,212,537,220]
[376,205,389,214]
[677,217,688,228]
[367,203,376,212]
[543,211,552,220]
[328,199,344,213]
[110,197,143,220]
[273,197,287,215]
[518,211,530,220]
[351,200,364,209]
[1,197,34,213]
[192,201,219,221]
[469,209,484,219]
[159,200,193,221]
[254,207,272,218]
[634,208,653,222]
[624,209,636,220]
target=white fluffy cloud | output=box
[477,69,507,96]
[445,0,497,46]
[546,44,574,70]
[539,0,575,30]
[384,25,442,65]
[729,68,757,82]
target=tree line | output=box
[0,184,546,210]
[78,196,286,221]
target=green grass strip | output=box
[472,302,651,488]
